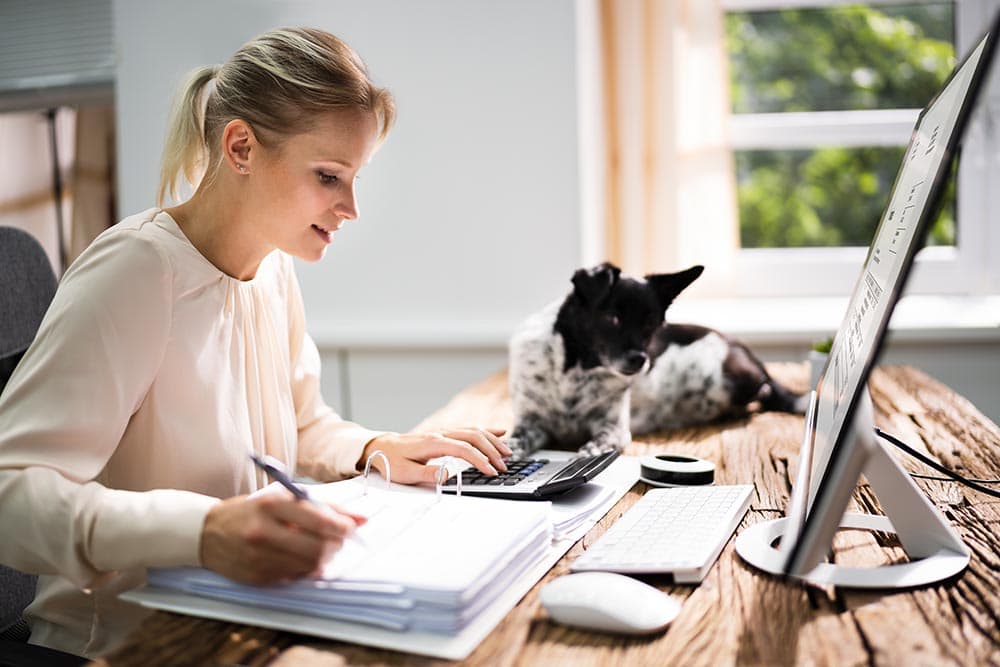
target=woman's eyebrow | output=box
[312,157,355,169]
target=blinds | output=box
[0,0,114,112]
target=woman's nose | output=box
[336,183,360,220]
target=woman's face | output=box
[249,108,380,262]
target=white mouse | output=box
[539,571,681,635]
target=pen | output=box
[249,453,368,548]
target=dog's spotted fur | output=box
[507,263,807,458]
[509,300,633,457]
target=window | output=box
[722,0,1000,297]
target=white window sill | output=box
[309,295,1000,350]
[667,294,1000,346]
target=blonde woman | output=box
[0,28,509,660]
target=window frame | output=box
[722,0,1000,298]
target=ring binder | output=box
[126,451,639,660]
[363,449,391,496]
[436,458,462,498]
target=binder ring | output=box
[363,449,391,495]
[435,458,461,499]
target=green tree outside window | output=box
[726,4,956,248]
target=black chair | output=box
[0,226,57,396]
[0,227,86,666]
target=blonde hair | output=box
[157,27,395,206]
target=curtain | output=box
[600,0,738,297]
[68,106,116,266]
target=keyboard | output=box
[571,484,753,583]
[439,450,619,499]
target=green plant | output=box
[811,336,834,354]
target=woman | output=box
[0,27,508,659]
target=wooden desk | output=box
[93,364,1000,666]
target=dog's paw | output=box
[505,437,533,461]
[577,440,622,458]
[506,423,551,460]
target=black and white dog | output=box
[507,262,807,458]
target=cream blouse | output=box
[0,209,384,657]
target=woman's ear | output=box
[221,119,256,174]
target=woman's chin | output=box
[292,246,329,263]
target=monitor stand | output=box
[735,391,969,589]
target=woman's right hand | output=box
[199,492,364,585]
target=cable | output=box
[909,472,1000,484]
[874,427,1000,499]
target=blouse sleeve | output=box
[284,259,388,481]
[0,231,218,588]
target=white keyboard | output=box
[571,484,753,583]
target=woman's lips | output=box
[312,224,333,243]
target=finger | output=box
[462,427,507,439]
[421,463,448,486]
[389,457,451,485]
[423,436,498,475]
[412,462,477,487]
[264,525,330,568]
[263,496,358,540]
[324,503,368,526]
[483,429,512,456]
[443,429,508,471]
[241,523,326,581]
[444,428,505,462]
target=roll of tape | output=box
[640,454,715,486]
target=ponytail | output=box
[157,65,219,206]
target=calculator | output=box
[439,450,619,500]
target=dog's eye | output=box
[605,315,621,327]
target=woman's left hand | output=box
[358,428,511,485]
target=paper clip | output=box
[362,450,391,496]
[435,457,461,499]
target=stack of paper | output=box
[549,483,616,538]
[146,482,552,633]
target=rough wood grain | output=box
[92,364,1000,667]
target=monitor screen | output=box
[781,20,998,575]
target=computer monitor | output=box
[735,12,1000,589]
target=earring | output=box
[238,164,248,173]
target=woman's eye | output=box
[317,171,338,185]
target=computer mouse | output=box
[539,571,681,635]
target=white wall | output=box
[114,0,592,431]
[113,1,998,431]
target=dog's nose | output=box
[622,351,649,375]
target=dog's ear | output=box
[571,262,622,306]
[646,265,704,307]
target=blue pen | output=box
[250,453,367,548]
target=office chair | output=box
[0,226,57,396]
[0,227,86,666]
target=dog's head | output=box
[555,262,704,376]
